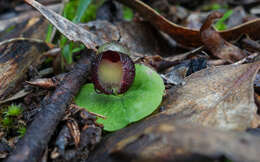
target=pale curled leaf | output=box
[163,62,260,130]
[24,0,106,50]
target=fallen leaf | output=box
[163,62,260,130]
[87,114,260,162]
[200,11,246,63]
[24,0,106,51]
[82,20,181,56]
[116,0,260,47]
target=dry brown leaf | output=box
[116,0,260,47]
[82,20,180,56]
[163,62,260,130]
[24,0,106,51]
[200,12,246,63]
[66,119,80,148]
[87,114,260,162]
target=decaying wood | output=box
[0,17,50,42]
[87,114,260,162]
[0,38,50,101]
[115,0,260,47]
[4,50,95,162]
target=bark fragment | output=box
[0,38,50,100]
[87,114,260,162]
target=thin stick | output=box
[5,51,95,162]
[70,104,107,119]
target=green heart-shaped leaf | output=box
[75,64,165,131]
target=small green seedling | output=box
[214,10,233,31]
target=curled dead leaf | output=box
[200,11,246,63]
[116,0,260,47]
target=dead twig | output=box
[70,104,106,119]
[232,52,259,65]
[5,50,95,162]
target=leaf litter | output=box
[2,0,260,161]
[163,62,260,130]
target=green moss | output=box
[4,104,23,117]
[17,126,26,137]
[2,117,13,127]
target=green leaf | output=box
[211,3,221,10]
[75,64,165,131]
[45,24,54,42]
[60,0,93,64]
[62,44,73,64]
[4,25,15,33]
[73,0,92,23]
[81,3,99,22]
[63,0,78,21]
[71,44,85,53]
[123,6,133,21]
[202,3,228,11]
[215,10,233,31]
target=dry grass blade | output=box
[66,119,80,147]
[24,0,106,51]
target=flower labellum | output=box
[92,42,135,95]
